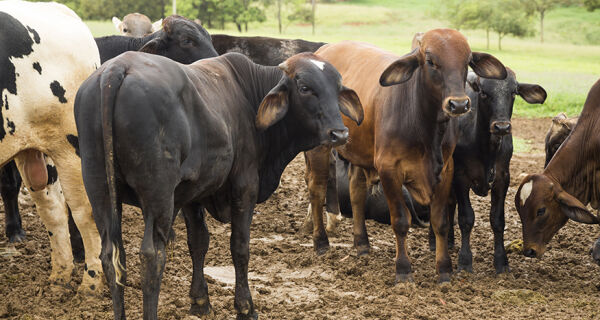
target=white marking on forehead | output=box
[310,59,325,70]
[520,180,533,205]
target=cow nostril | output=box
[524,248,537,258]
[448,99,469,114]
[329,129,348,145]
[493,122,511,134]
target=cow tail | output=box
[99,64,127,287]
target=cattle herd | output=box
[0,1,599,319]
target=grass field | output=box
[86,0,600,118]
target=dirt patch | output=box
[0,116,599,319]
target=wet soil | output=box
[0,117,599,319]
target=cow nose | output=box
[523,248,537,258]
[329,129,348,145]
[492,121,512,135]
[448,98,470,115]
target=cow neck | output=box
[415,70,449,155]
[545,98,600,207]
[127,33,158,51]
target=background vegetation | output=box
[80,0,599,118]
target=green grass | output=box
[85,0,600,118]
[513,137,532,153]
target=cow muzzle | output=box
[328,128,349,146]
[491,121,512,135]
[443,97,471,116]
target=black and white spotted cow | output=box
[0,0,102,295]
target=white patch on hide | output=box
[310,59,325,70]
[520,180,533,205]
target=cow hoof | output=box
[236,311,258,320]
[438,273,451,283]
[457,263,473,273]
[395,273,414,283]
[355,245,370,257]
[78,272,104,298]
[494,264,510,274]
[8,230,26,243]
[49,269,72,288]
[315,243,330,256]
[0,244,21,257]
[190,298,212,317]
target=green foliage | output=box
[36,0,166,20]
[165,0,268,31]
[584,0,600,10]
[490,0,535,49]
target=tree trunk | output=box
[278,0,282,34]
[311,0,316,35]
[245,23,248,32]
[540,10,544,43]
[498,33,503,51]
[171,0,175,16]
[236,23,242,32]
[486,28,490,50]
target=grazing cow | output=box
[515,79,600,262]
[96,15,217,64]
[112,13,162,37]
[430,70,546,273]
[0,0,103,294]
[211,34,325,65]
[75,51,363,319]
[305,30,506,283]
[545,112,578,167]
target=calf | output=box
[0,0,103,294]
[112,13,162,37]
[75,51,362,319]
[305,30,506,283]
[545,112,578,167]
[515,79,600,262]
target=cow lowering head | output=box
[112,13,162,37]
[139,15,218,63]
[380,29,507,117]
[544,113,578,167]
[256,52,363,147]
[467,69,546,136]
[515,174,600,258]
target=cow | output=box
[112,13,162,37]
[96,15,217,64]
[0,14,219,257]
[211,34,325,65]
[304,30,507,283]
[0,0,103,295]
[515,78,600,263]
[545,112,578,167]
[74,51,363,319]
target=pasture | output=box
[1,0,600,319]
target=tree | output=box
[584,0,600,10]
[491,0,534,50]
[520,0,576,43]
[437,0,495,49]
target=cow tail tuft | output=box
[99,64,127,287]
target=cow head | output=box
[112,13,162,37]
[139,15,218,63]
[467,69,546,137]
[515,174,599,258]
[256,53,363,148]
[544,113,578,167]
[380,29,507,117]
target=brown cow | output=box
[306,29,506,283]
[544,112,578,167]
[515,79,600,260]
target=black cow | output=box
[74,51,363,319]
[211,34,325,65]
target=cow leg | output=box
[455,181,474,272]
[429,161,454,283]
[182,204,212,316]
[14,152,73,286]
[230,178,258,320]
[0,161,25,242]
[349,165,369,256]
[303,147,331,255]
[379,168,412,282]
[447,201,456,250]
[591,236,600,266]
[490,164,510,274]
[50,151,103,295]
[325,151,341,233]
[68,208,85,262]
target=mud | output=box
[0,117,599,319]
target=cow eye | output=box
[536,208,546,217]
[426,59,435,67]
[299,86,313,94]
[480,91,488,99]
[123,28,128,33]
[182,38,193,46]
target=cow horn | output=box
[278,62,289,74]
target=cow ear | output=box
[139,39,164,54]
[339,86,364,125]
[467,73,480,92]
[552,112,567,124]
[557,191,599,224]
[152,19,163,32]
[518,83,547,104]
[379,48,420,87]
[256,79,289,130]
[470,52,507,80]
[112,17,122,30]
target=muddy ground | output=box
[0,117,599,319]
